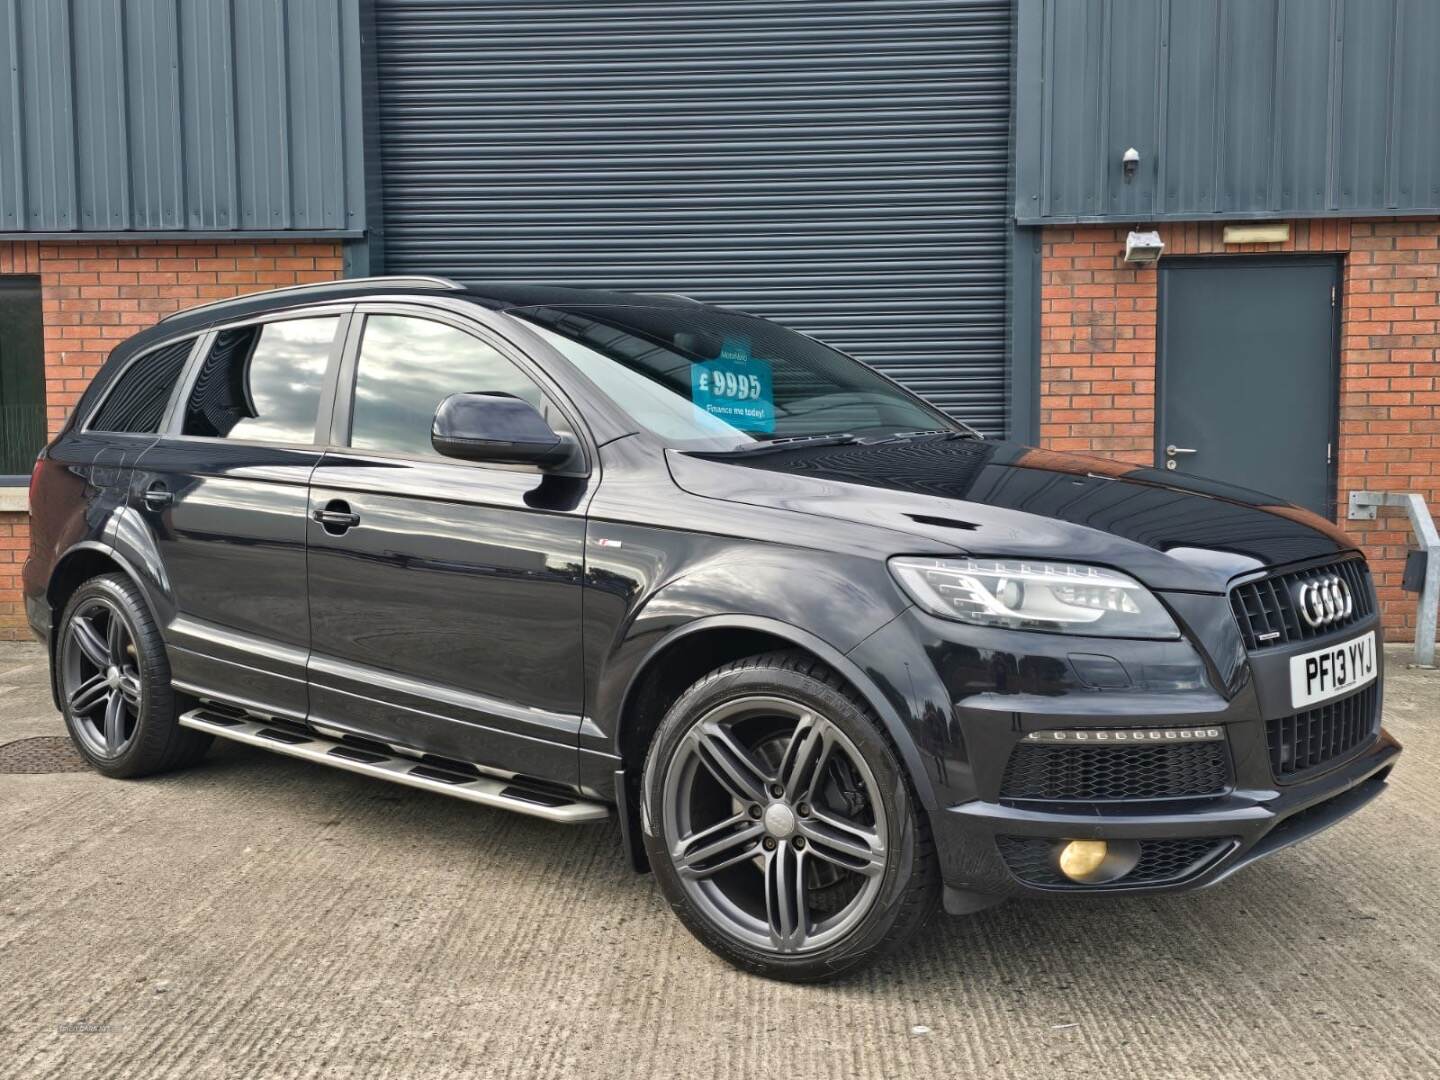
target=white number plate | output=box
[1289,631,1378,709]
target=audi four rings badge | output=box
[1296,576,1353,628]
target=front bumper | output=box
[845,597,1401,905]
[940,729,1398,907]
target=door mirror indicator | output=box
[431,392,575,468]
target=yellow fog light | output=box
[1058,839,1109,882]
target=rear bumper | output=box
[23,551,52,643]
[21,545,52,642]
[24,584,52,643]
[936,729,1400,906]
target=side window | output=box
[89,338,194,434]
[182,317,339,444]
[348,314,555,459]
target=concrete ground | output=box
[1,642,1437,1080]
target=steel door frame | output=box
[1155,254,1343,519]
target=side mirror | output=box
[431,392,575,468]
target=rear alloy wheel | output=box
[57,574,212,778]
[642,652,938,982]
[61,597,143,759]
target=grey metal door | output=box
[372,0,1013,434]
[1157,257,1339,515]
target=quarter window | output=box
[89,338,194,434]
[349,314,555,459]
[182,317,339,444]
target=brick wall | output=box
[0,239,343,639]
[1040,219,1440,636]
[0,513,25,637]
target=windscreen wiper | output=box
[869,426,984,444]
[695,432,862,457]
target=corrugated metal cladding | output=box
[1014,0,1440,223]
[375,0,1014,433]
[0,0,364,235]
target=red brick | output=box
[1039,216,1440,634]
[0,238,342,632]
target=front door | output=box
[305,307,593,783]
[1157,257,1339,515]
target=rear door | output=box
[130,309,350,720]
[76,335,202,533]
[304,305,593,782]
[1157,257,1340,515]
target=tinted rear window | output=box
[89,338,194,434]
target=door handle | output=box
[1165,445,1197,456]
[312,502,361,533]
[143,483,173,510]
[312,509,361,528]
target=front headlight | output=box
[888,557,1179,638]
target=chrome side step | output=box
[178,708,610,824]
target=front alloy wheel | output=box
[664,696,888,955]
[643,652,938,982]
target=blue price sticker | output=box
[692,348,775,432]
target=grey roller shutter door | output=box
[375,0,1012,434]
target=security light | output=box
[1124,230,1164,264]
[1122,146,1140,181]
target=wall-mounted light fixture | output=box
[1124,230,1164,264]
[1122,147,1140,183]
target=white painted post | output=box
[1347,491,1439,668]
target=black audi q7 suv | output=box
[24,277,1399,981]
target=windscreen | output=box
[506,304,955,450]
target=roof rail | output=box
[638,292,703,303]
[158,275,466,324]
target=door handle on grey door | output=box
[1163,445,1197,470]
[143,483,173,510]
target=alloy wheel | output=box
[61,599,143,759]
[660,695,889,955]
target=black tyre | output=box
[56,573,212,778]
[641,650,939,982]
